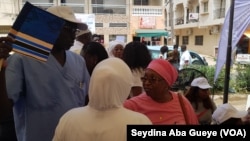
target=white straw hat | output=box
[212,103,247,124]
[46,6,87,30]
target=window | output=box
[203,1,208,13]
[22,0,54,9]
[23,0,85,12]
[134,0,148,5]
[92,0,126,14]
[196,6,199,13]
[109,35,127,42]
[95,23,103,27]
[175,35,179,46]
[109,23,127,27]
[182,36,189,45]
[195,36,203,45]
[151,36,160,46]
[61,0,85,13]
[92,0,103,13]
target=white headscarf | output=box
[107,40,125,57]
[52,58,152,141]
[88,58,132,110]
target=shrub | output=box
[185,65,228,94]
[184,63,250,94]
[234,64,250,93]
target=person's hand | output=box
[0,37,13,59]
[242,114,250,124]
[242,107,250,124]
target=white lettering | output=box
[131,129,138,136]
[130,129,167,138]
[169,129,186,136]
[221,129,244,137]
[189,129,217,138]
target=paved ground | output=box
[201,54,216,66]
[212,94,249,111]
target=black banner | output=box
[127,125,250,141]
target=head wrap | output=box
[107,40,125,57]
[147,59,178,86]
[88,58,132,110]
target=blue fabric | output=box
[8,2,65,62]
[215,0,250,82]
[5,51,90,141]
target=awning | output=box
[135,29,169,37]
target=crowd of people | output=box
[0,4,250,141]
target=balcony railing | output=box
[175,17,184,25]
[174,17,199,26]
[187,19,199,24]
[132,6,163,16]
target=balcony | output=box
[187,19,199,24]
[132,6,163,16]
[175,17,184,25]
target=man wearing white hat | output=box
[70,24,92,54]
[2,4,90,141]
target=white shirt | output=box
[70,40,83,54]
[179,50,192,70]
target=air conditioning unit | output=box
[211,26,219,34]
[186,29,193,35]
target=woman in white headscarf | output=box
[107,40,125,58]
[52,58,152,141]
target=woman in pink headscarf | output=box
[124,59,199,125]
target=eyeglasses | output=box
[141,76,163,83]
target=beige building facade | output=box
[166,0,230,56]
[0,0,167,48]
[0,0,231,56]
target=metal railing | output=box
[132,6,163,16]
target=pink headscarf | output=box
[147,59,178,86]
